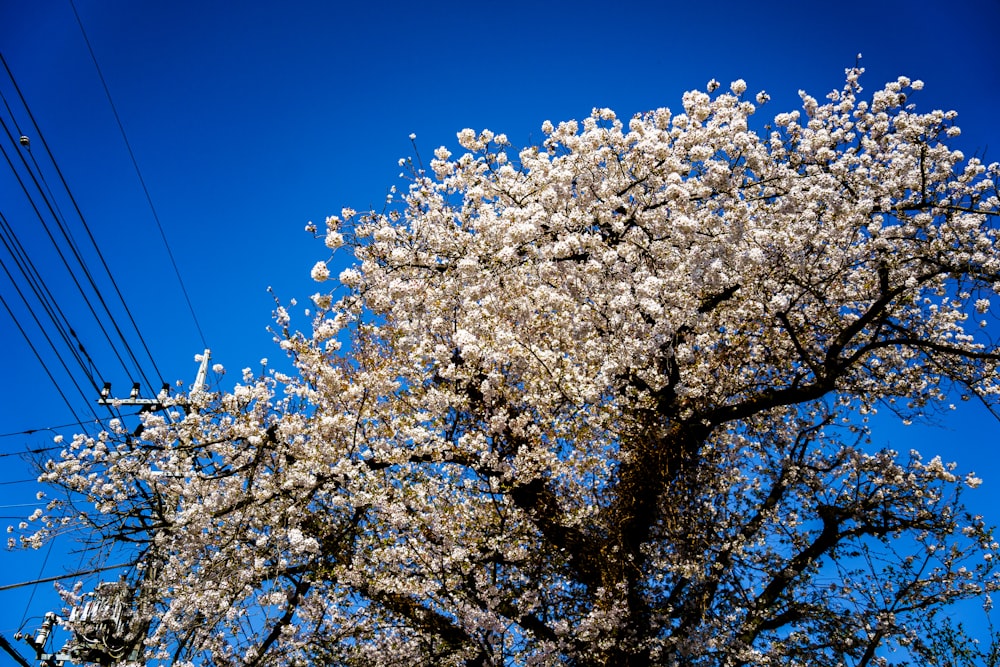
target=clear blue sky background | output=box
[1,0,998,656]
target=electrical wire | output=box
[0,28,201,642]
[0,563,130,593]
[69,0,209,351]
[1,25,210,426]
[0,209,120,425]
[17,532,57,633]
[0,54,166,386]
[0,208,105,398]
[0,289,97,429]
[0,447,60,458]
[0,118,142,392]
[0,634,32,667]
[0,414,141,440]
[0,51,177,401]
[0,93,155,393]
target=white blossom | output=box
[22,71,1000,667]
[310,261,330,282]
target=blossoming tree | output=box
[22,69,1000,666]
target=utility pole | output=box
[97,349,211,411]
[12,584,141,667]
[11,350,214,666]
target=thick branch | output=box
[243,577,311,667]
[738,504,842,646]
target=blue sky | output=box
[1,0,998,655]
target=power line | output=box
[0,288,97,429]
[0,634,31,667]
[0,31,197,652]
[69,0,209,350]
[0,448,60,458]
[0,563,130,593]
[0,206,122,425]
[0,56,162,392]
[17,529,57,633]
[0,415,140,440]
[0,112,141,394]
[0,203,109,397]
